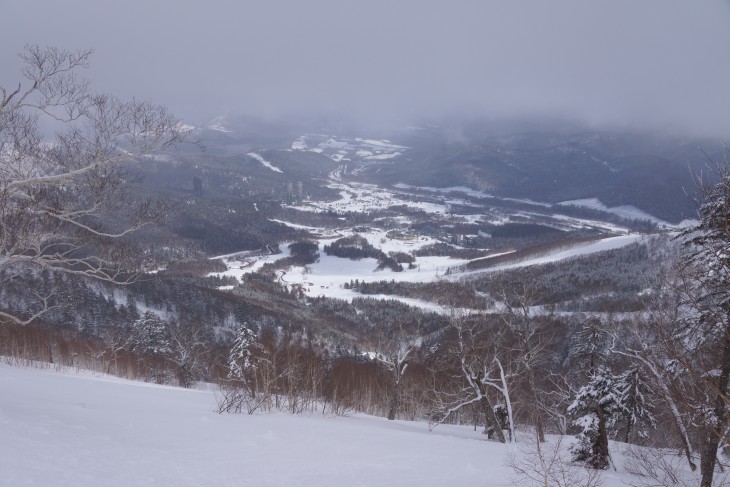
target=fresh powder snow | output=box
[0,363,690,487]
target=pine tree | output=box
[675,159,730,486]
[568,366,622,469]
[126,296,141,322]
[133,311,171,356]
[217,323,263,414]
[614,365,656,443]
[228,322,259,382]
[132,311,171,383]
[132,311,171,357]
[571,318,608,370]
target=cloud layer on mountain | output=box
[2,0,730,136]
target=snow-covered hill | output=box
[0,363,698,487]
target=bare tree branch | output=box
[0,45,188,325]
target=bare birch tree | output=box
[0,45,188,325]
[498,284,552,442]
[430,313,513,443]
[371,321,418,421]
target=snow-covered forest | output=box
[4,2,730,485]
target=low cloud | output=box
[2,0,730,136]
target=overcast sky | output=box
[2,0,730,136]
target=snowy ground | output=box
[248,152,283,173]
[291,134,407,165]
[454,234,647,277]
[558,198,695,229]
[211,232,468,312]
[212,230,645,313]
[0,363,684,487]
[209,160,659,313]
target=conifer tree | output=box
[568,366,622,469]
[674,159,730,486]
[228,322,260,383]
[132,311,171,383]
[614,365,656,443]
[132,311,171,357]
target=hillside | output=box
[347,121,715,223]
[1,115,722,486]
[0,363,702,487]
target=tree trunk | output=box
[596,404,610,469]
[699,320,730,487]
[624,417,633,444]
[496,362,516,442]
[387,384,398,420]
[478,382,506,443]
[527,366,545,442]
[641,356,697,471]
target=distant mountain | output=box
[351,121,720,223]
[173,116,721,223]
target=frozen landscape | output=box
[210,154,653,313]
[3,3,730,486]
[0,363,697,487]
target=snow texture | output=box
[0,363,694,487]
[0,363,674,487]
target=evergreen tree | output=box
[676,162,730,486]
[131,311,171,383]
[568,366,622,469]
[217,322,263,413]
[571,318,608,370]
[132,311,171,357]
[228,322,259,382]
[126,296,141,322]
[614,365,656,443]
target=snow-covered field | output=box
[212,225,643,313]
[291,179,450,216]
[291,134,406,165]
[558,198,695,229]
[0,364,679,487]
[248,152,283,173]
[209,168,655,312]
[455,234,646,277]
[211,229,469,311]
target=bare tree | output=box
[96,322,134,374]
[608,314,698,473]
[0,45,188,325]
[167,320,211,388]
[498,284,553,443]
[370,320,418,421]
[430,313,512,443]
[508,432,604,487]
[622,443,729,487]
[379,344,415,420]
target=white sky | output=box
[2,0,730,135]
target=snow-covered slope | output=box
[0,363,673,487]
[558,198,694,228]
[0,364,494,486]
[247,152,284,173]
